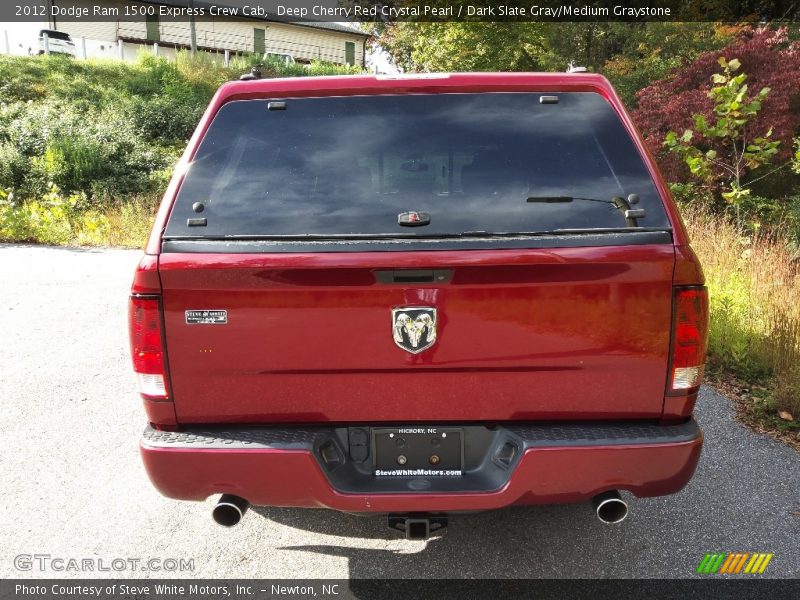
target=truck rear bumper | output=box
[140,420,702,513]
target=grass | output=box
[0,52,363,249]
[0,51,363,248]
[0,187,158,249]
[682,205,800,437]
[0,52,362,213]
[0,50,362,106]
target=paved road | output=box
[1,244,798,579]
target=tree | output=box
[634,27,800,185]
[664,57,781,213]
[601,22,740,108]
[369,22,550,73]
[369,21,735,108]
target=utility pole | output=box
[188,0,197,54]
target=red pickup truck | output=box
[130,72,708,539]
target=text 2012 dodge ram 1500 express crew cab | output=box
[130,72,708,538]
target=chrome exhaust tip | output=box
[592,491,628,524]
[212,494,249,527]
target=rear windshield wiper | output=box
[526,194,646,227]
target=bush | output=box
[0,52,363,207]
[72,209,111,246]
[669,182,717,209]
[103,197,159,247]
[0,52,363,248]
[635,26,800,183]
[0,186,158,249]
[128,94,205,143]
[683,205,800,418]
[0,142,28,188]
[0,100,180,201]
[0,185,79,245]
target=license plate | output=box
[373,427,463,476]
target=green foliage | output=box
[0,52,360,247]
[0,52,361,207]
[300,60,363,76]
[709,266,770,377]
[0,185,157,248]
[371,22,736,108]
[684,206,800,419]
[0,98,179,201]
[673,183,800,243]
[603,23,740,108]
[0,55,191,201]
[0,141,28,187]
[72,209,111,246]
[793,138,800,175]
[104,198,156,247]
[668,182,716,208]
[664,58,783,212]
[377,22,548,72]
[0,185,80,245]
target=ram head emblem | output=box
[391,307,438,354]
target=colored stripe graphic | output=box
[710,553,726,573]
[696,554,713,574]
[733,553,750,573]
[700,552,774,575]
[700,553,725,574]
[758,554,774,573]
[744,554,760,573]
[752,553,766,573]
[719,553,736,573]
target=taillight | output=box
[669,287,709,392]
[129,296,169,400]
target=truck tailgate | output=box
[159,243,675,423]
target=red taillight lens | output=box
[129,296,168,399]
[669,287,709,392]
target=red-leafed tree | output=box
[633,26,800,186]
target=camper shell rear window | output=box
[165,92,670,239]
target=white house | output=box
[42,0,370,65]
